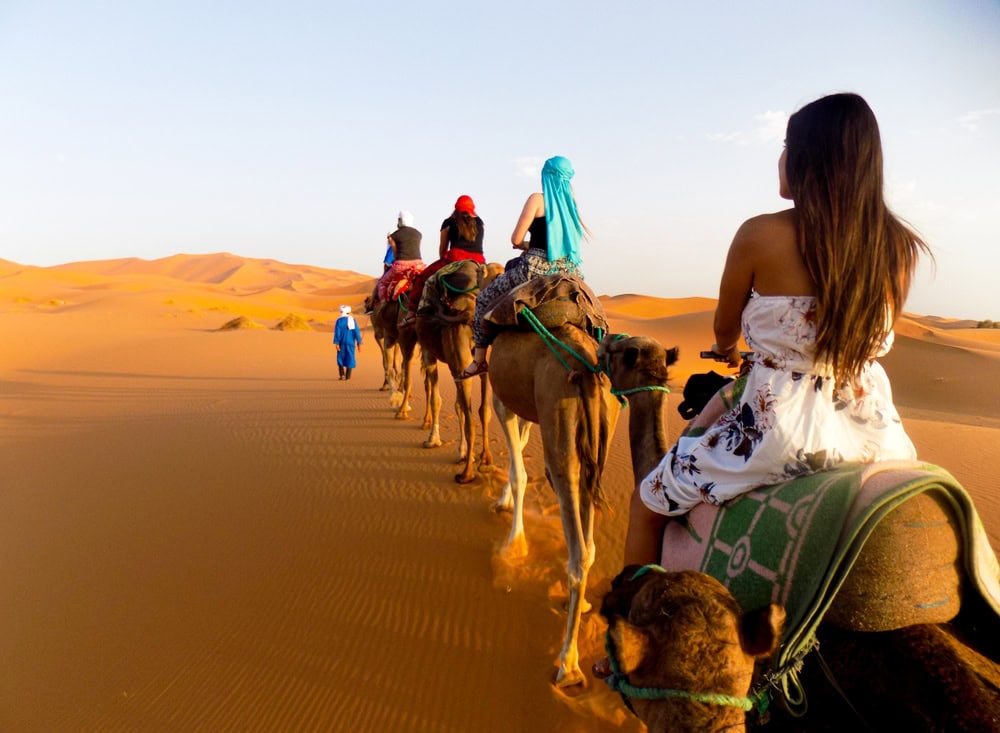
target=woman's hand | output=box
[711,343,742,368]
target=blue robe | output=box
[333,316,362,368]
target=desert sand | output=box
[1,254,997,732]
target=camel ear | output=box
[740,604,786,658]
[664,346,680,367]
[610,619,651,675]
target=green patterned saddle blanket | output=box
[659,461,1000,674]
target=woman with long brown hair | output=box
[624,92,933,565]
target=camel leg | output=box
[493,395,529,558]
[453,376,478,483]
[387,343,400,394]
[477,372,494,470]
[388,343,405,407]
[420,362,432,430]
[378,338,391,391]
[394,344,413,420]
[543,416,589,688]
[422,360,443,448]
[378,343,389,391]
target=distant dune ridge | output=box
[1,252,997,731]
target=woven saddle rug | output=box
[418,260,488,319]
[387,262,425,300]
[659,460,1000,673]
[482,274,609,342]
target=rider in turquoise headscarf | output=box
[541,155,584,267]
[459,155,588,379]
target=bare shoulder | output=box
[735,209,811,295]
[735,209,796,243]
[524,191,544,215]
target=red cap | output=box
[454,195,476,215]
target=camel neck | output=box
[627,392,672,487]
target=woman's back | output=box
[740,210,814,297]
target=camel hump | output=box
[484,274,609,337]
[417,260,490,323]
[436,259,483,295]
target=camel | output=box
[488,321,621,687]
[596,333,1000,731]
[413,260,502,483]
[367,296,428,426]
[364,294,400,394]
[598,565,784,733]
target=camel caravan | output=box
[363,130,999,729]
[369,269,1000,729]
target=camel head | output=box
[483,261,504,287]
[596,565,785,733]
[598,334,679,393]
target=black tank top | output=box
[527,216,547,254]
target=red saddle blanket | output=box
[385,262,424,300]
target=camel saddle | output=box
[419,260,492,323]
[482,274,609,342]
[658,460,1000,678]
[384,262,425,302]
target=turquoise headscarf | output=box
[541,156,584,266]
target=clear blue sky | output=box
[1,1,998,319]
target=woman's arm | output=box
[439,227,449,259]
[510,192,543,248]
[713,220,757,366]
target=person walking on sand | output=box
[622,92,932,566]
[459,155,586,378]
[403,195,486,323]
[333,305,363,380]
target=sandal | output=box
[457,360,488,380]
[400,315,416,326]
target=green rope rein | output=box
[606,670,770,713]
[517,314,671,406]
[519,307,604,375]
[611,384,671,399]
[440,275,480,294]
[603,564,770,715]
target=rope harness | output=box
[517,316,670,406]
[440,275,480,295]
[433,265,485,316]
[603,565,771,717]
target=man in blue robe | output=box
[333,305,363,380]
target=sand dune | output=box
[1,254,997,732]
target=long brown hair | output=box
[785,93,932,382]
[452,210,478,242]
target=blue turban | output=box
[541,156,584,266]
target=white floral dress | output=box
[640,294,916,517]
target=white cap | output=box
[398,210,414,227]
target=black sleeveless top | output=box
[441,215,485,255]
[527,216,547,254]
[391,226,422,261]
